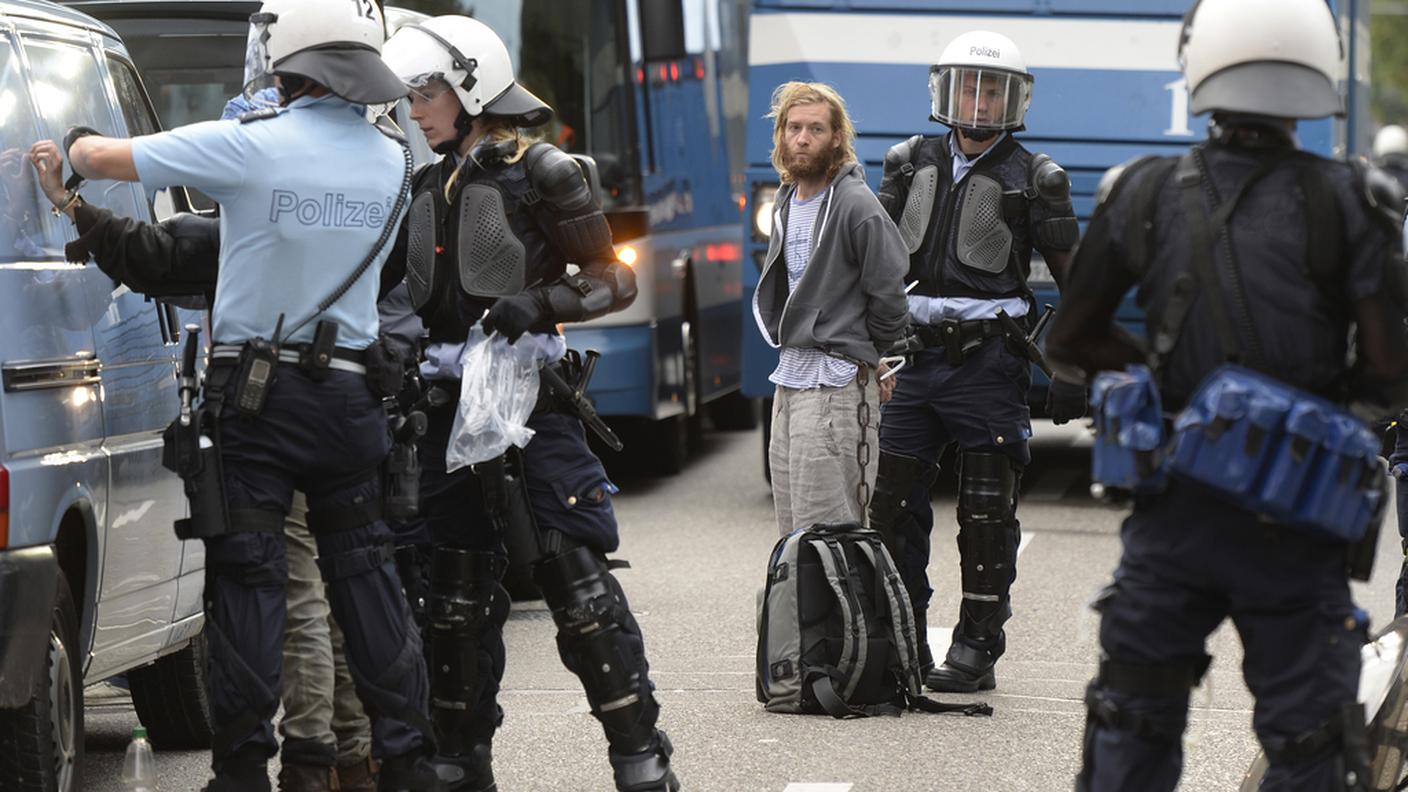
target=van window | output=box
[22,37,144,223]
[107,56,160,138]
[0,35,63,262]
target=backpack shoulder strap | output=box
[811,537,869,703]
[854,538,924,692]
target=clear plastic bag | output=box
[445,327,554,471]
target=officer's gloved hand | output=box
[1046,375,1088,425]
[482,290,547,343]
[62,125,101,165]
[1392,463,1408,482]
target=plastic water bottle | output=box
[120,726,157,791]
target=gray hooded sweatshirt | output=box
[752,161,910,367]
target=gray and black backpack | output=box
[755,523,993,719]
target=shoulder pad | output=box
[1352,158,1407,229]
[1095,155,1161,210]
[883,135,923,172]
[525,143,594,213]
[1029,153,1071,206]
[238,107,283,124]
[373,114,408,144]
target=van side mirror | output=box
[639,0,686,63]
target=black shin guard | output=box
[428,548,508,757]
[953,451,1021,662]
[868,451,940,560]
[534,547,676,790]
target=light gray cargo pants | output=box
[769,369,880,537]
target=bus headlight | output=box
[752,182,779,240]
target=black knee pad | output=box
[956,451,1021,599]
[1081,655,1208,755]
[869,452,940,554]
[427,547,508,745]
[534,546,660,754]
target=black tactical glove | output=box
[1046,375,1088,426]
[482,290,547,343]
[62,125,101,166]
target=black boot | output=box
[925,642,997,693]
[609,731,679,792]
[378,753,449,792]
[428,744,496,792]
[202,745,273,792]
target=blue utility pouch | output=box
[1090,365,1165,494]
[1165,366,1385,543]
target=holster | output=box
[474,449,543,566]
[364,334,406,399]
[162,390,231,541]
[383,437,421,523]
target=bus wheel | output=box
[652,414,689,476]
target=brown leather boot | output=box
[277,762,338,792]
[335,756,379,792]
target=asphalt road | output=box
[82,420,1402,791]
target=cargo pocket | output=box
[536,459,620,542]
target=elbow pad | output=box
[1035,217,1080,251]
[1030,154,1078,251]
[1030,153,1073,208]
[541,264,635,324]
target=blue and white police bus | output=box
[740,0,1371,476]
[466,0,755,474]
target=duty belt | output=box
[915,319,1008,366]
[210,343,368,375]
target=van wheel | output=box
[0,569,83,792]
[127,631,214,750]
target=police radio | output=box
[234,314,283,417]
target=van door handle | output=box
[2,356,102,392]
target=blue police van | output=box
[739,0,1372,478]
[0,2,218,790]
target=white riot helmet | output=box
[929,31,1033,133]
[243,0,406,106]
[1179,0,1343,119]
[381,16,552,128]
[1374,125,1408,160]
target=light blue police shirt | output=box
[131,94,407,349]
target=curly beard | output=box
[783,140,844,183]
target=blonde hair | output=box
[445,118,541,201]
[766,81,857,184]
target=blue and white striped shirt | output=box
[769,189,859,390]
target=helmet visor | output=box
[928,66,1032,130]
[243,12,279,105]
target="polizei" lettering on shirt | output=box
[268,190,392,228]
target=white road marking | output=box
[1018,532,1034,558]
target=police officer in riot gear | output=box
[61,1,444,790]
[1374,124,1408,196]
[869,30,1080,694]
[378,17,678,792]
[1045,0,1408,788]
